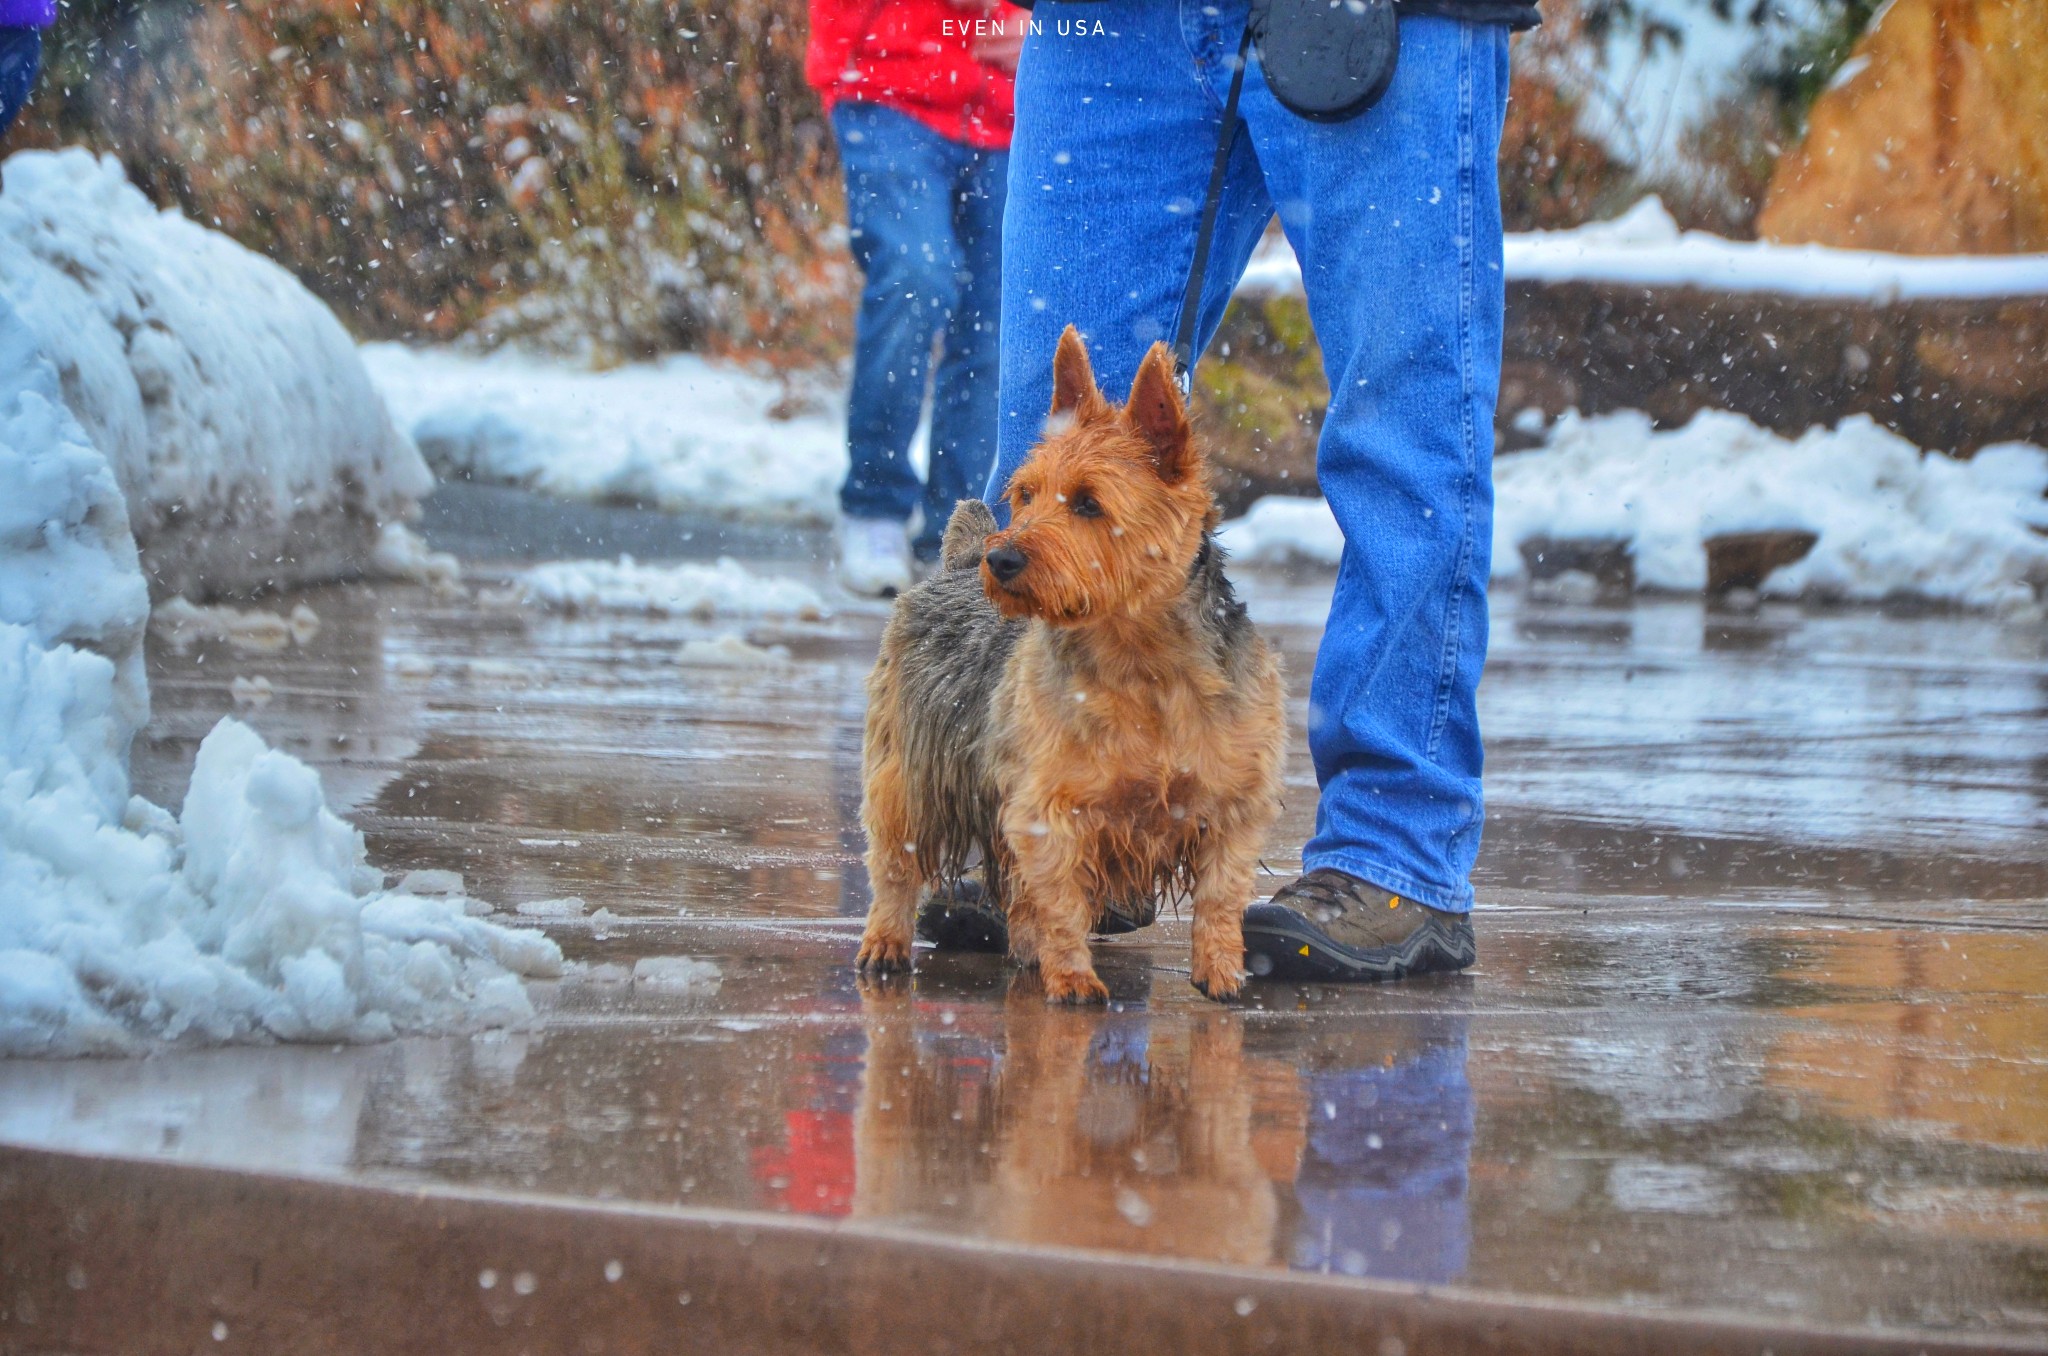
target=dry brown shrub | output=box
[1497,2,1625,232]
[1499,71,1623,232]
[1648,92,1784,238]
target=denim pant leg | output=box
[1243,19,1511,911]
[833,102,965,523]
[920,143,1007,559]
[987,0,1274,504]
[992,5,1506,908]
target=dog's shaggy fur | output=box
[855,329,1286,1002]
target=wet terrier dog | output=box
[855,327,1286,1002]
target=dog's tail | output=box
[939,499,999,570]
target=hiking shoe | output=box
[1242,868,1475,983]
[914,878,1159,952]
[838,515,913,598]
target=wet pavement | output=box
[5,484,2047,1342]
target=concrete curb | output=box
[2,1144,2039,1355]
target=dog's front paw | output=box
[855,928,914,975]
[1040,966,1109,1005]
[1190,953,1246,1003]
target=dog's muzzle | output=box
[985,544,1027,585]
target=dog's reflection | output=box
[851,973,1475,1281]
[854,974,1298,1265]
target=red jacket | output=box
[806,0,1024,150]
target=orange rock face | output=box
[1757,0,2048,254]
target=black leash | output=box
[1171,20,1256,393]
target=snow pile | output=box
[1221,409,2048,609]
[1,714,564,1056]
[514,897,588,920]
[0,296,151,794]
[0,149,431,598]
[1237,196,2048,302]
[631,956,721,995]
[0,296,560,1058]
[1216,497,1346,571]
[1497,411,2048,605]
[370,521,462,591]
[677,634,792,667]
[150,597,322,654]
[361,343,845,521]
[521,556,828,620]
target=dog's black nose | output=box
[985,545,1027,584]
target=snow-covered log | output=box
[1220,407,2048,612]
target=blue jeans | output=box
[832,102,1007,561]
[0,27,40,140]
[988,4,1509,910]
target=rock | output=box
[1757,0,2048,255]
[1519,536,1635,602]
[1705,530,1819,597]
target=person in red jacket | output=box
[808,0,1025,596]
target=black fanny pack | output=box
[1171,0,1398,379]
[1250,0,1400,122]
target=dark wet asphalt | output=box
[4,485,2045,1338]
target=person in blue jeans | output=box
[807,0,1023,596]
[986,0,1532,980]
[831,103,1008,593]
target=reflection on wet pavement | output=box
[9,502,2048,1338]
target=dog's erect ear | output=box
[1050,325,1103,418]
[1124,342,1194,481]
[939,498,998,570]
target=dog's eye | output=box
[1071,492,1103,519]
[1015,488,1034,507]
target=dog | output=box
[854,327,1285,1003]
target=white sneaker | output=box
[837,516,913,598]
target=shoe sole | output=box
[1241,903,1476,983]
[915,900,1008,954]
[913,899,1158,953]
[1092,906,1153,937]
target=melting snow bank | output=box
[521,557,828,620]
[0,149,431,598]
[1,297,559,1058]
[1220,409,2048,610]
[0,301,149,745]
[1,714,563,1056]
[1496,411,2048,605]
[1238,197,2048,303]
[361,343,845,521]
